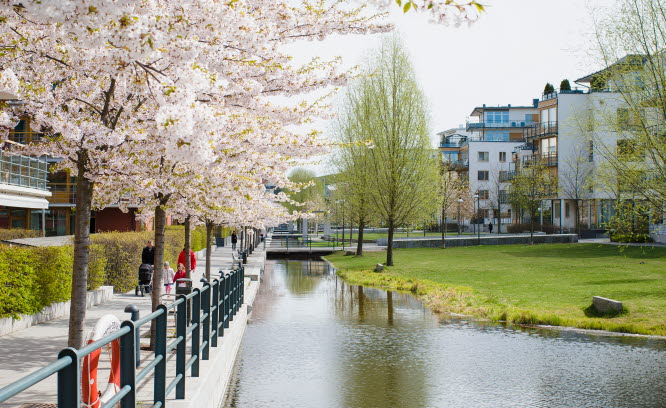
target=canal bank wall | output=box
[168,248,265,408]
[376,233,578,248]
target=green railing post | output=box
[228,270,235,321]
[124,304,140,368]
[176,295,187,399]
[57,348,79,408]
[222,274,229,330]
[191,288,201,377]
[201,281,211,360]
[240,266,245,306]
[119,321,136,408]
[154,305,168,407]
[211,279,219,347]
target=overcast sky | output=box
[289,0,619,175]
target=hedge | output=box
[0,225,209,318]
[0,245,104,319]
[0,229,42,241]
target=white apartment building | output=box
[439,101,538,231]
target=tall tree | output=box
[559,144,594,235]
[359,37,438,266]
[509,162,557,244]
[439,165,470,245]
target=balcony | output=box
[0,152,49,191]
[524,122,558,139]
[439,142,466,148]
[499,171,517,182]
[442,158,469,170]
[521,152,558,167]
[467,121,533,130]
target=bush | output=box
[0,247,40,318]
[559,79,571,91]
[543,82,555,94]
[0,229,42,241]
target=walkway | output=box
[0,243,262,408]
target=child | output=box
[163,261,175,294]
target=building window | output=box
[588,140,594,162]
[499,189,507,203]
[484,209,491,218]
[499,152,507,162]
[478,190,489,200]
[478,171,489,181]
[617,139,640,159]
[485,111,509,125]
[565,202,570,218]
[478,152,489,162]
[485,131,509,141]
[617,108,645,130]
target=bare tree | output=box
[559,144,594,235]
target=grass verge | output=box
[325,244,666,336]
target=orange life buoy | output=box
[81,315,122,408]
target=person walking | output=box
[163,261,175,294]
[174,263,187,287]
[141,240,155,266]
[231,232,238,250]
[178,247,197,274]
[488,222,493,234]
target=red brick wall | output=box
[95,208,137,233]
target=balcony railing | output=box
[467,121,533,130]
[524,121,558,139]
[442,158,469,169]
[0,152,49,191]
[499,171,517,182]
[439,142,466,148]
[522,152,558,167]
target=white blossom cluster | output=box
[0,0,392,229]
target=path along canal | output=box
[225,259,666,408]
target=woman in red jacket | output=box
[177,247,197,273]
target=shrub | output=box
[559,79,571,91]
[506,223,559,234]
[0,229,42,241]
[543,82,555,95]
[30,246,73,304]
[0,247,40,318]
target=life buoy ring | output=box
[82,315,122,408]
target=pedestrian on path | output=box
[163,261,175,294]
[178,247,196,273]
[488,222,493,234]
[142,240,155,265]
[174,263,187,286]
[231,232,238,250]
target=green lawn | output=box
[325,244,666,336]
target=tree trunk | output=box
[184,216,192,278]
[150,203,167,349]
[530,212,535,245]
[68,153,93,349]
[205,221,213,282]
[386,219,395,266]
[440,204,446,248]
[356,219,365,256]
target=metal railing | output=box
[0,266,246,407]
[0,152,49,191]
[523,121,558,139]
[522,152,558,167]
[268,235,343,250]
[467,121,532,129]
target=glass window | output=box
[525,114,533,123]
[478,190,489,199]
[478,171,489,181]
[565,202,570,218]
[499,152,507,162]
[478,152,489,162]
[485,131,509,141]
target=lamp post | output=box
[473,193,480,245]
[457,198,463,236]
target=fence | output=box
[0,266,246,407]
[268,234,341,250]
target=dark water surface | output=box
[225,260,666,408]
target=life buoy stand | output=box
[82,315,122,408]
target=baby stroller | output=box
[136,264,154,297]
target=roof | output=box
[575,54,647,83]
[469,105,537,117]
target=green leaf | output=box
[403,1,411,13]
[474,2,486,13]
[396,0,402,6]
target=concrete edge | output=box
[0,285,114,336]
[168,277,259,408]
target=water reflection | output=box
[226,260,666,408]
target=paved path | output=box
[0,243,264,408]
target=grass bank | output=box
[325,244,666,336]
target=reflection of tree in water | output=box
[334,279,430,408]
[281,259,329,295]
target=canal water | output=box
[225,259,666,408]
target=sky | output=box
[288,0,620,175]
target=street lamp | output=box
[457,197,463,236]
[473,193,480,245]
